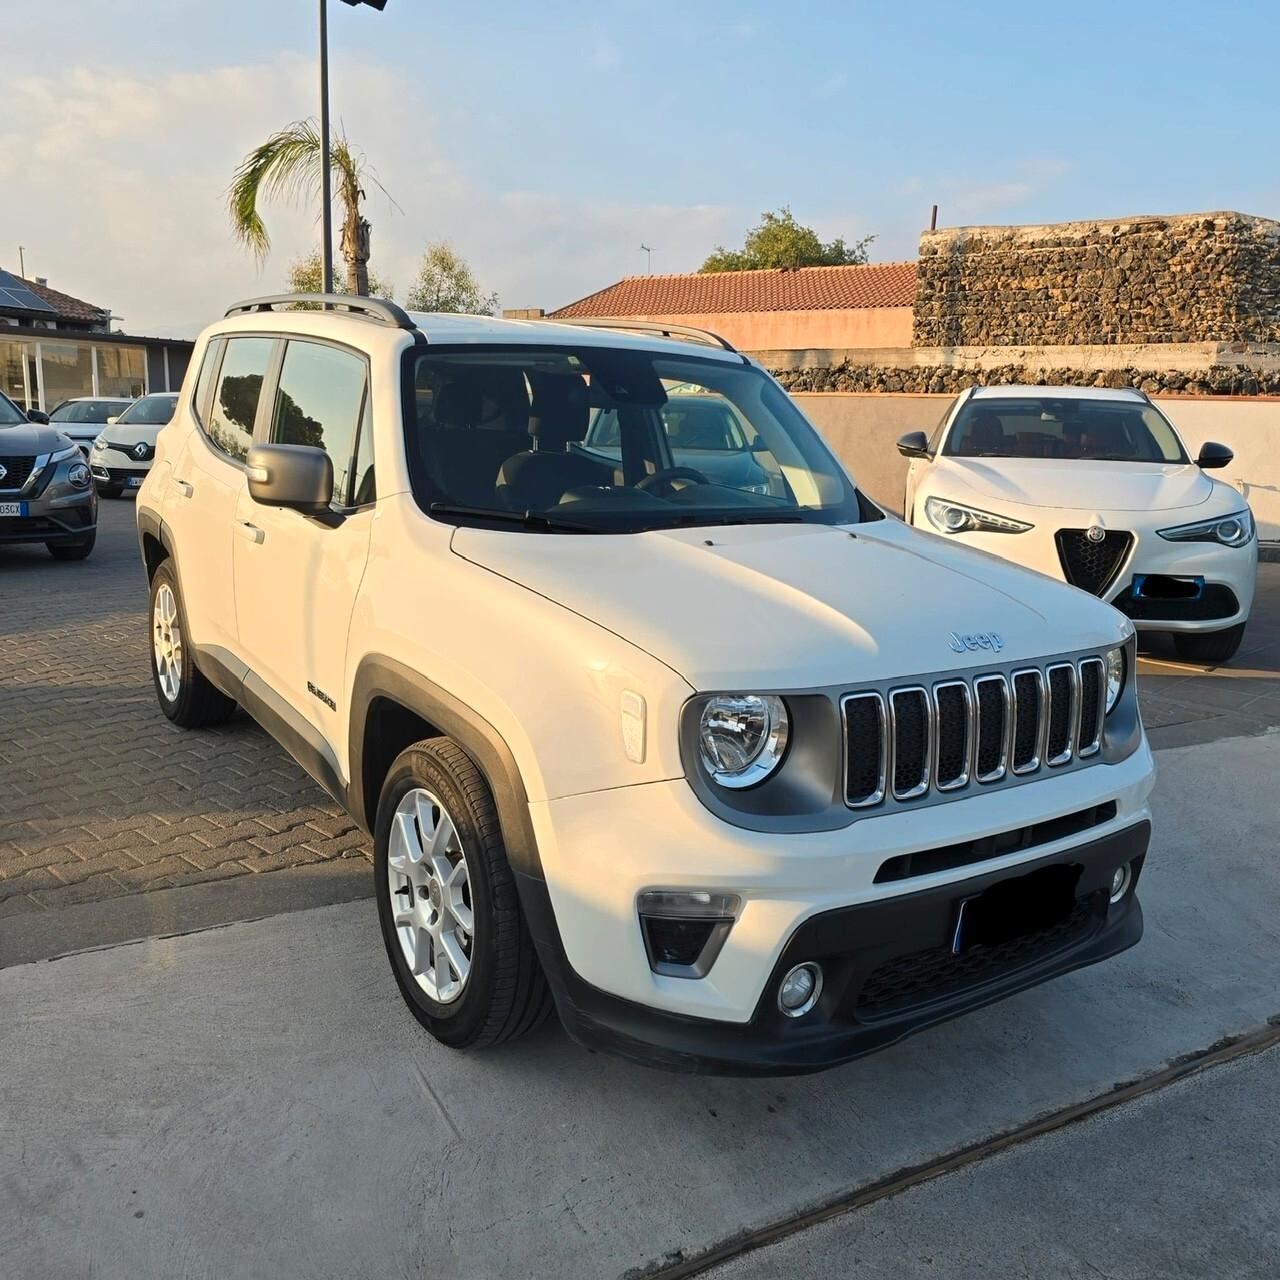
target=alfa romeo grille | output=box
[1055,529,1134,596]
[843,655,1108,808]
[0,455,39,491]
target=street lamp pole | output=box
[319,0,334,295]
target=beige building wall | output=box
[620,307,912,354]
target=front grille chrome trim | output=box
[1076,657,1106,757]
[1011,668,1046,776]
[840,691,888,808]
[972,673,1010,784]
[889,686,931,801]
[1045,661,1077,767]
[931,679,973,792]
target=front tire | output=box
[148,561,236,727]
[375,738,551,1049]
[47,530,96,560]
[1172,622,1246,664]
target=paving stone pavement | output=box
[0,499,370,918]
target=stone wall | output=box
[912,212,1280,348]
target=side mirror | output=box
[1196,441,1233,470]
[896,430,930,459]
[26,409,50,425]
[246,443,333,514]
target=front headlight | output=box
[925,496,1034,536]
[1157,508,1254,548]
[93,435,108,452]
[698,694,789,789]
[50,444,80,464]
[68,463,91,489]
[1105,646,1125,714]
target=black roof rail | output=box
[224,293,417,331]
[541,315,738,353]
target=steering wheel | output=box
[636,466,710,499]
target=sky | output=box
[3,0,1278,337]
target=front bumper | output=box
[0,466,96,545]
[91,455,150,488]
[524,821,1148,1075]
[948,521,1257,633]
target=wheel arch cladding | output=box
[349,655,544,881]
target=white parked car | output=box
[900,386,1257,663]
[136,297,1155,1074]
[47,396,135,455]
[91,392,180,497]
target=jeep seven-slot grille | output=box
[843,655,1107,809]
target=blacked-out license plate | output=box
[952,864,1079,954]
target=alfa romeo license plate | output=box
[0,501,27,517]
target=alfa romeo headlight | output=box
[1157,509,1254,548]
[698,694,789,789]
[925,496,1033,536]
[1105,646,1125,714]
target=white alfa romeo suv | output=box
[136,297,1156,1074]
[901,386,1257,663]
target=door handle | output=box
[237,522,264,545]
[174,478,194,498]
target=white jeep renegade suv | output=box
[136,295,1156,1074]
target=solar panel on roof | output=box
[0,270,55,313]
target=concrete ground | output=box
[2,732,1278,1279]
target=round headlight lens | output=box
[1214,514,1253,547]
[69,463,91,489]
[698,694,789,789]
[1105,646,1125,714]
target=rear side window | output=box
[191,342,222,426]
[270,339,373,508]
[206,337,274,462]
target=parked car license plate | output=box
[128,476,143,488]
[0,501,28,517]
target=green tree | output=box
[404,242,498,315]
[227,118,391,296]
[286,250,394,303]
[700,207,874,273]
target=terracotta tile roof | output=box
[2,272,109,324]
[552,261,917,318]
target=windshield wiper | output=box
[660,511,807,528]
[428,503,602,533]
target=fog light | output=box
[638,890,740,978]
[778,962,823,1018]
[1109,863,1133,904]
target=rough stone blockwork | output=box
[773,361,1280,398]
[912,212,1280,348]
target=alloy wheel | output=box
[152,583,183,702]
[387,787,474,1004]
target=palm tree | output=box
[227,119,388,296]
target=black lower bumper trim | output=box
[518,821,1149,1076]
[1114,582,1239,623]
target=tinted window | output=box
[192,340,222,427]
[51,400,125,423]
[0,393,25,426]
[352,395,376,506]
[271,340,370,507]
[206,337,274,462]
[117,393,178,426]
[406,345,862,533]
[944,396,1189,464]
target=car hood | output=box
[938,457,1214,513]
[0,423,73,456]
[98,422,163,449]
[452,519,1125,689]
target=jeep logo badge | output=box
[949,630,1004,654]
[1086,525,1106,543]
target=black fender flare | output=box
[348,654,544,882]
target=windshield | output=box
[116,394,178,426]
[50,399,131,424]
[944,396,1189,464]
[0,393,26,426]
[404,345,868,532]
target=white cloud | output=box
[0,52,742,335]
